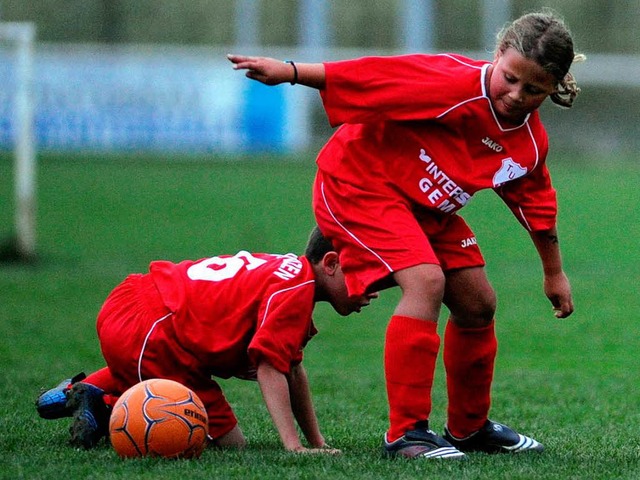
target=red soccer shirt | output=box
[149,251,318,379]
[319,53,557,231]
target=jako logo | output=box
[461,237,477,248]
[482,136,503,152]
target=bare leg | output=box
[443,266,496,328]
[393,264,445,320]
[210,424,247,449]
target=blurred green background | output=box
[3,0,639,156]
[1,0,638,53]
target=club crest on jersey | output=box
[493,158,527,187]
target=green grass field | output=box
[1,153,639,479]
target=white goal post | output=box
[0,22,36,260]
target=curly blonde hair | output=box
[496,10,586,108]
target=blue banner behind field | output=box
[0,46,308,153]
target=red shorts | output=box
[96,273,237,439]
[313,170,485,297]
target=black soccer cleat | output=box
[35,372,86,419]
[66,382,111,449]
[383,421,466,459]
[444,419,544,454]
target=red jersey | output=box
[149,251,317,379]
[319,53,557,231]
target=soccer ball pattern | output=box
[109,378,209,459]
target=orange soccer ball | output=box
[109,378,209,459]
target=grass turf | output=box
[1,153,639,479]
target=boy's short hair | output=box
[304,226,335,264]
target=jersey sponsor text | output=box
[418,149,471,213]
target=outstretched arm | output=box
[228,54,326,89]
[529,226,574,318]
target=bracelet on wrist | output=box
[284,60,298,85]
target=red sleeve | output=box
[247,279,318,374]
[320,54,486,127]
[495,161,558,231]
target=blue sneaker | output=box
[66,383,110,449]
[35,372,86,419]
[383,421,466,459]
[444,420,544,454]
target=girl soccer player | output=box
[229,10,582,459]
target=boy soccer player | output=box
[36,227,375,453]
